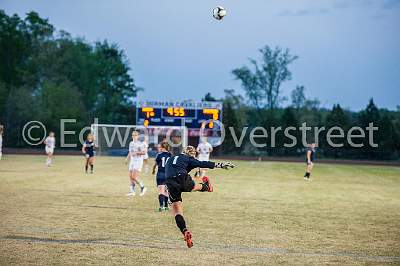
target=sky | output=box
[2,0,400,110]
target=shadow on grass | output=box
[3,235,400,263]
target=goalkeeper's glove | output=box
[215,162,235,170]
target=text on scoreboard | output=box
[135,100,223,129]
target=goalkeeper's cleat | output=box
[202,176,213,192]
[183,230,193,248]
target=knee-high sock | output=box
[163,195,169,207]
[175,214,187,233]
[158,194,164,207]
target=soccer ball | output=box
[213,6,227,20]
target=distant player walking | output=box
[304,143,316,180]
[165,146,234,248]
[125,131,147,197]
[82,133,96,174]
[152,141,172,211]
[44,132,55,167]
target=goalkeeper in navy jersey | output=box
[152,141,172,212]
[165,146,235,248]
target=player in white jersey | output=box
[125,131,148,197]
[44,132,55,167]
[196,137,213,177]
[0,125,3,160]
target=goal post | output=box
[90,124,188,156]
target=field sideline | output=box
[0,155,399,265]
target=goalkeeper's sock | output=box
[90,164,93,173]
[163,195,169,208]
[85,165,88,173]
[175,214,187,233]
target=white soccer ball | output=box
[213,6,227,20]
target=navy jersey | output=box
[84,141,95,154]
[155,151,172,173]
[165,153,215,178]
[305,147,316,162]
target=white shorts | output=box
[198,154,210,162]
[129,159,143,172]
[45,147,54,154]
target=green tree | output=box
[323,104,350,158]
[92,41,138,123]
[358,99,381,159]
[232,45,298,109]
[291,85,306,109]
[202,92,218,102]
[0,10,140,147]
[377,114,398,159]
[280,107,300,156]
[222,90,245,154]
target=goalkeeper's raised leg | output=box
[164,146,235,248]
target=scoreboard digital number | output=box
[136,101,223,129]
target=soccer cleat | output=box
[202,176,213,192]
[158,207,164,212]
[126,192,136,196]
[140,187,147,196]
[183,230,193,248]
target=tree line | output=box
[0,10,139,147]
[1,11,399,160]
[218,46,400,160]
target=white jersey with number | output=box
[128,140,146,171]
[45,136,55,154]
[197,142,212,161]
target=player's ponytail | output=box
[160,141,170,152]
[183,146,196,157]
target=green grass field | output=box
[0,155,399,265]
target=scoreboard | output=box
[135,100,223,129]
